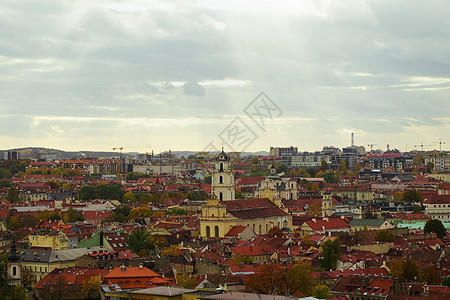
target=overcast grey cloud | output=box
[1,0,449,152]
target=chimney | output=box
[139,263,143,269]
[312,218,316,223]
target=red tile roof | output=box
[304,218,349,231]
[104,266,171,289]
[225,198,287,220]
[225,226,248,237]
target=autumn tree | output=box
[113,205,131,222]
[176,272,197,289]
[281,261,314,296]
[82,275,102,299]
[160,245,181,257]
[129,206,153,220]
[123,191,137,203]
[375,230,395,242]
[424,219,446,238]
[313,285,333,299]
[62,208,84,223]
[267,226,284,237]
[402,190,423,203]
[8,215,21,231]
[390,258,420,282]
[245,263,283,295]
[7,186,19,202]
[308,203,321,217]
[321,239,341,271]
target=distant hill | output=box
[1,147,269,160]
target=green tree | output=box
[321,239,341,271]
[424,219,446,238]
[442,275,450,287]
[167,208,189,216]
[375,230,395,242]
[63,208,84,223]
[127,228,150,255]
[187,190,208,201]
[113,205,131,222]
[235,190,244,199]
[320,160,329,171]
[276,164,288,174]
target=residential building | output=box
[269,146,298,157]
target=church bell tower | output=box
[211,149,235,201]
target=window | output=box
[13,266,17,276]
[118,281,123,286]
[135,280,140,285]
[219,175,223,184]
[214,226,219,237]
[206,226,210,237]
[125,281,129,286]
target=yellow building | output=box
[17,247,104,285]
[200,151,292,238]
[29,231,69,250]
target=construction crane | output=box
[414,142,431,152]
[367,144,378,151]
[433,139,446,151]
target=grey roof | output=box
[348,218,385,227]
[17,247,104,263]
[200,292,299,300]
[129,286,195,296]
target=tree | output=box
[267,226,284,237]
[424,219,446,238]
[8,215,21,231]
[235,190,244,199]
[320,160,329,171]
[321,239,341,271]
[245,264,283,295]
[167,208,189,216]
[412,205,422,214]
[375,230,395,242]
[393,191,404,202]
[127,228,150,255]
[313,285,333,299]
[160,245,181,257]
[402,190,423,203]
[308,203,321,217]
[129,206,153,220]
[123,191,137,203]
[7,186,20,202]
[442,275,450,287]
[82,275,102,299]
[63,208,84,223]
[390,258,420,282]
[176,273,198,289]
[113,205,131,222]
[282,261,314,296]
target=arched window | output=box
[259,224,262,235]
[219,162,224,172]
[266,224,268,233]
[206,226,210,237]
[253,224,256,231]
[219,192,223,201]
[219,175,223,184]
[13,266,16,276]
[214,226,219,237]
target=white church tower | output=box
[211,148,235,201]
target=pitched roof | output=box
[225,226,248,237]
[348,219,386,227]
[304,218,349,230]
[225,198,287,220]
[105,266,162,279]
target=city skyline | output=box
[1,0,449,153]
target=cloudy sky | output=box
[1,0,449,153]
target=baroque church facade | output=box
[200,150,292,238]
